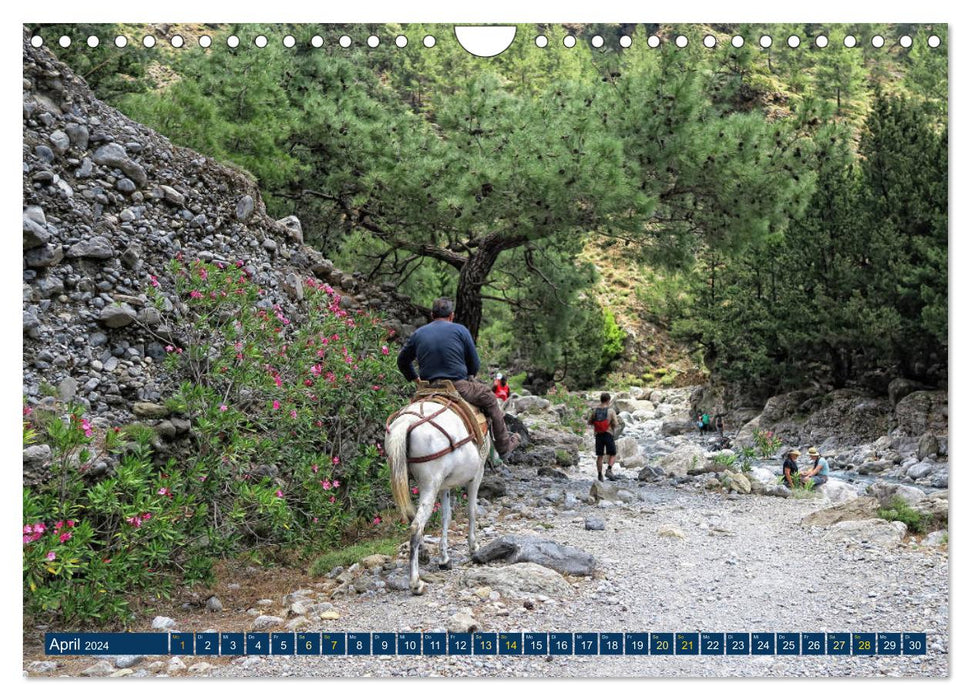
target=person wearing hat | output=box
[800,447,829,489]
[782,448,800,488]
[492,373,510,402]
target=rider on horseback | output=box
[396,298,522,460]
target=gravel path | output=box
[202,455,949,679]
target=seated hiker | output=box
[493,373,511,402]
[589,393,620,482]
[782,449,800,488]
[800,447,829,489]
[396,298,521,459]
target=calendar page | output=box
[19,8,950,683]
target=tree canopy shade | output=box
[38,22,947,391]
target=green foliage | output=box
[599,310,625,374]
[712,452,737,468]
[23,258,409,625]
[877,496,930,534]
[23,406,206,623]
[545,385,593,435]
[754,429,783,459]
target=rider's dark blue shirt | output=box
[396,319,480,382]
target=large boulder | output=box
[460,562,573,599]
[614,399,654,414]
[513,396,551,414]
[661,417,698,436]
[802,496,880,527]
[471,535,596,576]
[888,377,930,407]
[866,481,927,508]
[654,442,707,478]
[818,479,862,504]
[613,436,640,463]
[720,471,751,494]
[823,518,908,547]
[893,390,947,438]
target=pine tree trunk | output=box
[453,236,505,341]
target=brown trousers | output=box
[453,379,514,454]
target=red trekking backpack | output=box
[592,407,611,434]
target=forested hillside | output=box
[31,22,947,399]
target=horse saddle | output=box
[410,379,489,447]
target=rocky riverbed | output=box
[26,385,949,679]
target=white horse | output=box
[387,400,490,595]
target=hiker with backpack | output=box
[589,393,620,482]
[493,373,511,402]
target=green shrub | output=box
[23,258,410,625]
[877,497,930,534]
[546,384,591,435]
[712,452,737,468]
[754,429,782,459]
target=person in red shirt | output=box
[493,373,511,401]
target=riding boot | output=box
[453,379,521,457]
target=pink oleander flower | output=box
[189,290,203,299]
[23,405,33,416]
[150,275,160,288]
[372,516,381,525]
[199,268,208,281]
[272,400,281,410]
[199,475,207,482]
[333,480,340,488]
[321,480,332,491]
[33,523,46,534]
[332,456,340,465]
[55,521,64,530]
[46,551,56,561]
[126,515,142,527]
[304,379,313,387]
[328,496,336,504]
[381,345,389,355]
[372,385,381,391]
[165,345,174,352]
[312,517,319,523]
[311,364,322,376]
[142,512,152,522]
[59,532,72,543]
[411,487,419,495]
[175,347,183,354]
[219,404,228,412]
[274,375,283,388]
[290,410,297,419]
[158,487,172,497]
[311,464,319,473]
[275,490,284,498]
[23,525,32,535]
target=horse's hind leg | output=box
[467,463,484,556]
[408,490,436,595]
[439,490,452,570]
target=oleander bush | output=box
[23,258,410,624]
